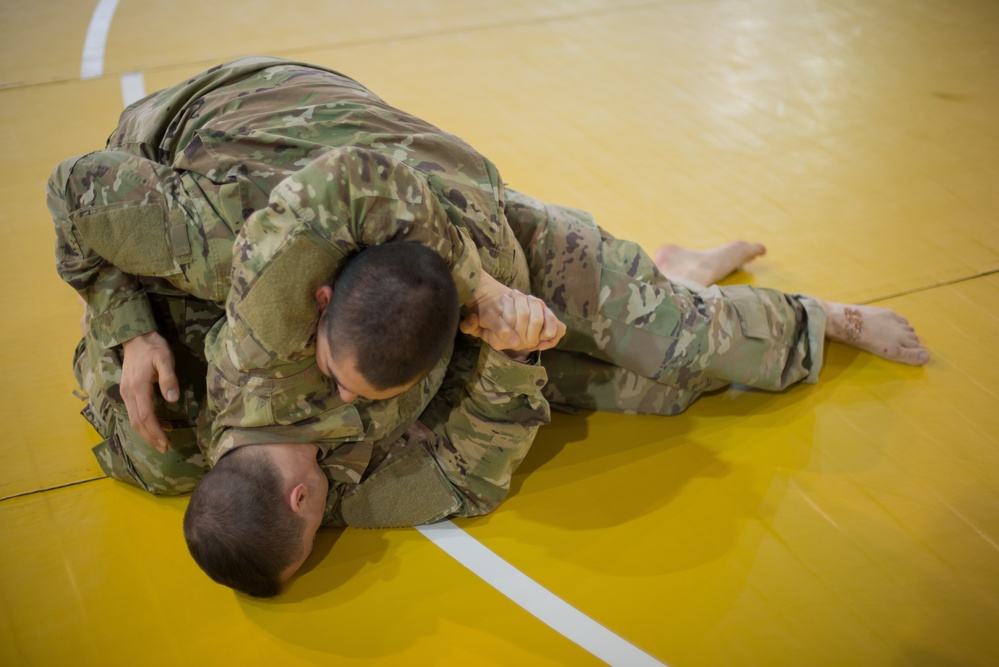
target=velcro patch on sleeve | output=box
[234,232,339,360]
[340,441,460,528]
[73,202,179,276]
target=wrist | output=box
[121,330,162,351]
[466,272,506,308]
[499,349,538,363]
[121,331,156,347]
[121,332,150,349]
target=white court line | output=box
[120,71,146,106]
[418,521,667,667]
[109,58,662,666]
[81,0,121,79]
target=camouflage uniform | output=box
[49,57,825,526]
[49,58,546,524]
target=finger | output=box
[540,305,559,342]
[155,354,180,403]
[535,319,567,351]
[459,314,482,337]
[511,293,534,345]
[128,387,170,453]
[406,419,436,440]
[500,294,520,348]
[524,296,545,348]
[553,318,567,346]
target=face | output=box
[314,329,415,403]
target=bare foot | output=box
[822,302,929,366]
[654,241,767,286]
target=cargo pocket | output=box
[721,285,773,340]
[258,362,333,426]
[92,436,150,492]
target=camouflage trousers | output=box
[72,293,222,494]
[503,190,827,414]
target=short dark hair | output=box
[320,242,459,389]
[183,447,305,598]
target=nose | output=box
[337,385,358,403]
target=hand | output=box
[120,331,179,454]
[461,277,566,356]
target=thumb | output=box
[460,314,482,337]
[155,356,180,403]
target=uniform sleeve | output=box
[242,145,482,299]
[427,345,550,517]
[222,145,486,369]
[48,154,158,346]
[49,149,236,345]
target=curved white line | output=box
[81,0,122,79]
[418,521,668,667]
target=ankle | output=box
[820,300,845,342]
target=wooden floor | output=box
[2,1,998,665]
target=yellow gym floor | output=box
[2,1,998,665]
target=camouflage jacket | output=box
[55,57,549,523]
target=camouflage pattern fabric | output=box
[48,156,224,493]
[71,294,222,495]
[502,189,827,412]
[326,338,549,527]
[49,57,826,526]
[47,152,236,347]
[49,57,547,523]
[199,141,544,521]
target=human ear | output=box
[289,483,308,513]
[315,285,333,313]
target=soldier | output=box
[49,56,558,495]
[49,57,928,597]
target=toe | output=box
[899,347,930,366]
